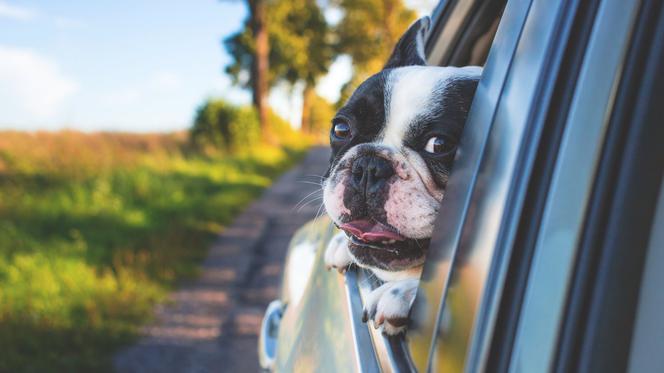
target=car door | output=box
[264,0,663,370]
[409,0,663,372]
[267,1,508,371]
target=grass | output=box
[0,130,310,372]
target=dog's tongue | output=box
[340,220,405,242]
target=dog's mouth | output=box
[340,219,406,245]
[339,219,429,271]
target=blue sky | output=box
[0,0,431,132]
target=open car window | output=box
[351,0,508,370]
[333,2,508,370]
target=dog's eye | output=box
[425,136,453,154]
[333,122,351,139]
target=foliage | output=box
[333,0,417,105]
[307,93,336,137]
[0,131,309,372]
[190,99,261,152]
[190,98,311,152]
[334,0,417,76]
[269,109,311,147]
[224,0,334,131]
[269,0,334,87]
[223,0,419,123]
[224,0,333,88]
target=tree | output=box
[333,0,417,106]
[223,0,271,140]
[190,99,260,152]
[224,0,333,134]
[307,93,336,136]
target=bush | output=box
[190,99,261,153]
[308,94,335,137]
[190,98,319,153]
[0,131,309,371]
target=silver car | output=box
[260,0,664,371]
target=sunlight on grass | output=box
[0,131,310,372]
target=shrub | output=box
[190,99,261,153]
[308,94,335,138]
[0,131,309,371]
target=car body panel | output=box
[274,218,382,372]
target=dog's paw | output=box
[362,278,419,336]
[324,232,353,273]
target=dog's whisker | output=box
[313,202,325,222]
[312,201,326,226]
[294,198,323,214]
[360,272,377,287]
[307,201,327,236]
[296,196,323,212]
[293,189,324,210]
[364,271,381,287]
[297,176,325,185]
[300,192,323,204]
[296,180,324,187]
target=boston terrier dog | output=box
[322,17,482,335]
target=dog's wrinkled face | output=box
[323,18,481,272]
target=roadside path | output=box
[114,146,330,372]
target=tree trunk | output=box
[301,83,315,133]
[249,0,271,141]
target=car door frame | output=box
[407,0,653,371]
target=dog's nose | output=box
[351,156,395,195]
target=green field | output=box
[0,131,308,372]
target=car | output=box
[258,0,664,371]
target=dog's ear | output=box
[384,16,430,69]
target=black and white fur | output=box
[322,17,481,335]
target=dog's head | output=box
[323,17,481,273]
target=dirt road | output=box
[114,147,330,372]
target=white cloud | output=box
[0,1,35,21]
[0,2,85,30]
[0,46,78,121]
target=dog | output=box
[322,16,482,335]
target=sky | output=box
[0,0,434,132]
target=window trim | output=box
[555,0,664,371]
[507,0,643,370]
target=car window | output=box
[334,2,508,370]
[426,0,505,66]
